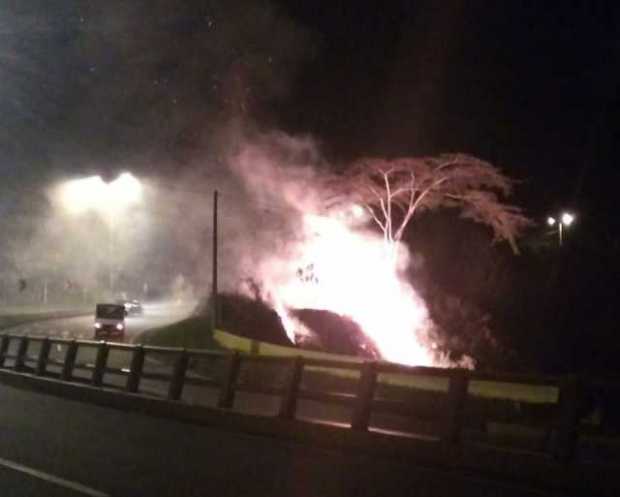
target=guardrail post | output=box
[61,340,78,381]
[555,374,580,463]
[92,342,109,387]
[35,338,51,376]
[279,356,304,419]
[0,335,10,367]
[168,350,189,401]
[442,369,469,446]
[218,351,241,409]
[14,336,29,372]
[126,345,145,393]
[351,361,377,431]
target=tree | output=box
[328,153,531,257]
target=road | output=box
[0,305,573,449]
[3,301,195,342]
[0,383,562,497]
[0,307,611,495]
[0,301,197,396]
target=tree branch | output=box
[382,171,393,241]
[394,177,448,241]
[364,204,386,232]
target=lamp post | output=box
[547,212,575,246]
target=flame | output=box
[255,211,436,366]
[231,137,440,366]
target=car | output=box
[94,303,126,340]
[129,299,143,316]
[115,299,143,316]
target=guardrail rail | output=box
[0,333,618,470]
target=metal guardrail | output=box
[0,333,616,465]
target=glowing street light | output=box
[57,172,143,216]
[547,211,575,246]
[56,172,143,291]
[561,212,575,226]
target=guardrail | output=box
[0,333,617,466]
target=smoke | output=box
[225,132,461,366]
[0,0,315,305]
[0,2,472,367]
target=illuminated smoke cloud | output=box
[229,133,443,366]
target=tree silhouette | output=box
[328,153,531,256]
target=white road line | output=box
[0,456,110,497]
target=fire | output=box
[254,211,436,366]
[231,136,439,366]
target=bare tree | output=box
[328,153,531,256]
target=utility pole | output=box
[211,190,219,332]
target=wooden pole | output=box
[92,342,109,386]
[126,346,145,393]
[211,190,219,333]
[279,356,304,419]
[555,374,580,462]
[351,361,377,431]
[0,335,10,367]
[61,340,78,381]
[218,351,241,409]
[14,336,29,371]
[35,338,51,376]
[442,369,469,447]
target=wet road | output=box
[3,302,195,342]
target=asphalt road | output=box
[0,383,559,497]
[0,304,559,448]
[3,301,195,342]
[0,301,197,396]
[0,306,607,495]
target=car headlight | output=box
[94,322,102,329]
[116,323,124,331]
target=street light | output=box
[57,172,143,215]
[547,211,575,246]
[56,172,143,291]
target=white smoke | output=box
[227,132,447,366]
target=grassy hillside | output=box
[136,315,222,349]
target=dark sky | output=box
[275,1,620,223]
[1,0,619,231]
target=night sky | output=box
[0,1,618,371]
[1,0,619,243]
[276,2,620,225]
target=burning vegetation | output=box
[226,133,530,367]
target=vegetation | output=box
[137,315,221,349]
[327,153,531,255]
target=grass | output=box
[136,315,223,349]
